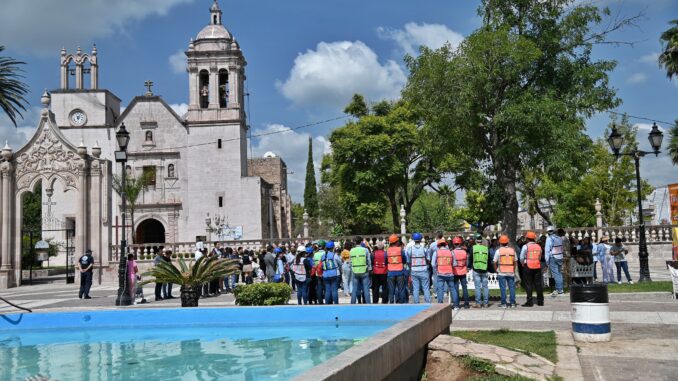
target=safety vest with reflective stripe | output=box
[452,249,468,276]
[436,248,453,275]
[322,252,339,278]
[350,247,368,275]
[373,249,387,275]
[498,247,516,274]
[409,244,428,273]
[292,263,307,282]
[472,245,489,271]
[387,246,404,272]
[525,242,542,270]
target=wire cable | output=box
[607,110,674,127]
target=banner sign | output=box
[669,183,678,224]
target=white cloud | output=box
[276,41,406,109]
[639,52,660,65]
[377,22,464,56]
[169,103,188,117]
[627,72,647,85]
[251,124,330,202]
[169,50,186,74]
[0,106,41,150]
[0,0,193,56]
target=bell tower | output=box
[185,0,246,123]
[50,45,121,129]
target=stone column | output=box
[228,66,239,109]
[595,198,603,239]
[75,151,88,261]
[188,67,199,110]
[209,65,219,108]
[303,209,309,239]
[1,156,13,272]
[91,159,105,266]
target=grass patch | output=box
[605,281,672,293]
[452,329,558,363]
[461,356,534,381]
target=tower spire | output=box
[210,0,222,25]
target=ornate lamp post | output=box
[115,123,132,306]
[606,123,663,282]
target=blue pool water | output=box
[0,305,427,381]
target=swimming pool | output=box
[0,305,429,381]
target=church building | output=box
[7,0,289,262]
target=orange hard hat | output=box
[388,234,399,244]
[499,235,510,244]
[437,239,447,247]
[452,236,463,245]
[525,231,537,240]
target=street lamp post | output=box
[114,124,132,306]
[607,123,664,282]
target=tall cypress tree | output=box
[303,137,319,217]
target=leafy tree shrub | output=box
[234,283,292,306]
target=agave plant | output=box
[141,256,239,307]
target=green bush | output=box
[234,283,292,306]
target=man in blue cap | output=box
[407,233,431,303]
[321,241,342,304]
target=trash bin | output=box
[570,283,610,342]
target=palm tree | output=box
[659,19,678,79]
[112,171,153,244]
[668,122,678,166]
[0,46,29,127]
[141,256,240,307]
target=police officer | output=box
[78,249,94,299]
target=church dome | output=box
[196,24,232,40]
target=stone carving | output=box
[15,126,82,175]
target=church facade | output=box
[36,1,291,244]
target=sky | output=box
[1,0,677,203]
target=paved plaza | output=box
[1,282,677,380]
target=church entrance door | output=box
[135,219,166,245]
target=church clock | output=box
[69,109,87,126]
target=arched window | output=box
[213,15,217,24]
[218,69,228,108]
[145,131,153,143]
[168,164,175,178]
[199,70,209,109]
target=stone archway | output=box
[136,218,166,244]
[0,92,112,288]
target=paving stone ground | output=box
[2,282,678,380]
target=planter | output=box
[180,285,201,307]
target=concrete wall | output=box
[294,304,451,381]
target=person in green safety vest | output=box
[469,233,490,308]
[350,236,372,304]
[313,241,326,304]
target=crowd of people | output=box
[111,225,632,307]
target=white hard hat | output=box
[546,226,555,232]
[296,245,306,253]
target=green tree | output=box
[324,96,441,232]
[22,182,42,230]
[528,115,652,227]
[404,0,627,238]
[0,46,29,127]
[113,172,152,244]
[408,190,464,233]
[303,137,319,217]
[659,19,678,79]
[290,202,305,238]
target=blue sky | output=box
[1,0,677,202]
